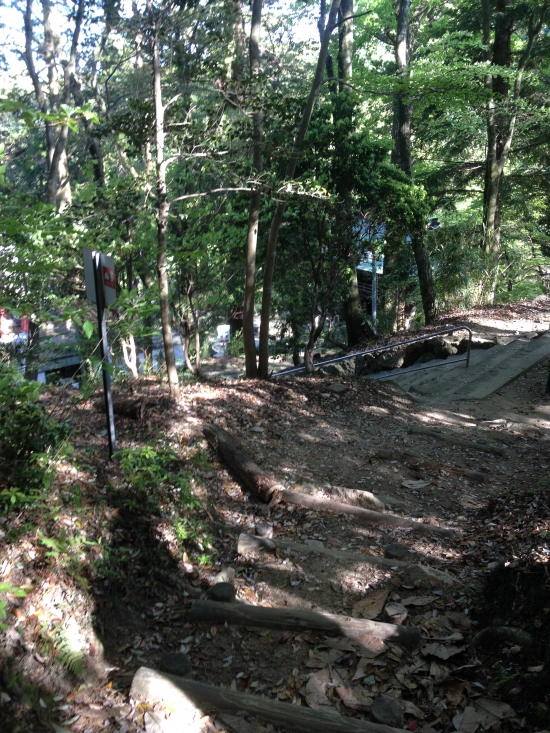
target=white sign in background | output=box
[357,252,384,275]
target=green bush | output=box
[0,365,69,508]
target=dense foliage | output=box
[0,365,69,506]
[0,0,548,381]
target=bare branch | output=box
[169,187,253,205]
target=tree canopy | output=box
[1,0,549,382]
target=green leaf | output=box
[82,321,94,339]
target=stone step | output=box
[367,331,550,402]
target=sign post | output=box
[358,252,383,336]
[371,250,377,335]
[83,247,116,459]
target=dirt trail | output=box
[2,300,550,733]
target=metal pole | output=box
[93,252,116,459]
[371,251,377,335]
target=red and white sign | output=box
[103,266,116,291]
[83,247,117,306]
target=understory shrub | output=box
[0,364,69,509]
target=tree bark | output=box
[238,532,410,570]
[243,0,263,378]
[280,487,455,537]
[24,0,54,162]
[258,0,343,378]
[121,334,139,379]
[202,423,454,538]
[407,427,506,456]
[335,0,375,347]
[150,3,180,399]
[481,0,547,264]
[410,234,437,326]
[370,447,487,483]
[131,667,407,733]
[189,600,421,646]
[391,0,437,325]
[97,397,147,420]
[24,0,84,210]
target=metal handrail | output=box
[271,325,473,378]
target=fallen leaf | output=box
[306,649,344,668]
[304,668,332,709]
[439,678,466,705]
[400,700,425,719]
[421,643,465,661]
[402,480,431,489]
[305,667,343,710]
[446,612,472,633]
[335,685,373,711]
[352,589,389,619]
[402,596,434,607]
[429,660,450,683]
[454,706,480,733]
[325,634,387,658]
[473,698,515,728]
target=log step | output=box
[189,599,421,647]
[131,666,407,733]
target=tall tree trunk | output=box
[45,0,84,209]
[24,0,55,162]
[335,0,375,347]
[482,0,512,257]
[230,0,245,81]
[391,0,437,325]
[24,0,83,210]
[242,0,263,378]
[150,4,180,399]
[258,0,343,378]
[481,0,547,263]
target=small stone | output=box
[371,695,404,727]
[159,652,192,678]
[326,383,349,394]
[304,539,324,550]
[383,543,408,560]
[401,564,457,588]
[208,582,236,603]
[255,522,273,539]
[213,566,236,584]
[383,602,408,626]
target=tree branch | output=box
[169,187,254,204]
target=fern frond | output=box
[55,635,86,676]
[44,622,87,677]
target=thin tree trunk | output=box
[243,0,263,378]
[150,4,180,399]
[410,235,436,324]
[258,0,343,378]
[193,307,201,376]
[122,334,139,379]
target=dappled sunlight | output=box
[3,336,550,730]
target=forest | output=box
[1,0,549,389]
[2,2,550,732]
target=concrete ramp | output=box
[367,331,550,402]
